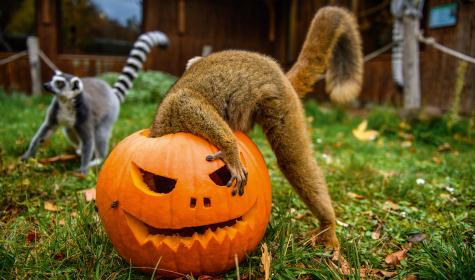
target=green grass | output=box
[1,85,474,279]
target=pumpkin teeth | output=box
[122,198,259,251]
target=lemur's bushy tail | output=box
[113,31,169,102]
[285,7,363,104]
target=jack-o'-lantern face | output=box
[96,130,272,278]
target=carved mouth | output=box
[123,199,259,250]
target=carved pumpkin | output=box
[96,129,272,277]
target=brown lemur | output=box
[149,6,363,248]
[22,31,169,175]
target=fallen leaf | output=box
[71,172,86,179]
[26,229,41,245]
[398,122,411,130]
[54,253,66,261]
[398,132,414,141]
[374,270,398,279]
[401,141,412,148]
[404,274,418,280]
[432,156,441,164]
[371,220,383,240]
[437,143,451,152]
[407,233,427,243]
[377,139,385,147]
[333,140,345,149]
[261,243,271,280]
[409,147,417,152]
[336,219,348,227]
[295,210,309,219]
[197,276,213,280]
[24,216,39,225]
[383,201,398,210]
[352,120,379,141]
[4,163,15,174]
[38,103,45,109]
[347,192,365,200]
[44,202,60,212]
[385,246,410,266]
[38,154,78,164]
[440,193,451,199]
[78,188,96,201]
[22,179,30,187]
[360,210,374,216]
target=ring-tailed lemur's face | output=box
[43,71,83,101]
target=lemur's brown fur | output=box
[149,6,363,248]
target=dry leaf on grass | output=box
[352,120,379,141]
[336,219,349,227]
[44,202,60,212]
[383,201,398,210]
[261,243,271,280]
[371,220,384,240]
[197,276,213,280]
[407,233,427,243]
[347,192,365,200]
[360,210,374,216]
[329,251,372,277]
[374,270,398,279]
[385,244,412,267]
[78,188,96,201]
[54,253,66,261]
[295,210,309,219]
[71,172,86,179]
[38,154,78,164]
[26,229,41,245]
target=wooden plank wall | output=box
[421,0,474,115]
[143,0,291,77]
[0,54,32,93]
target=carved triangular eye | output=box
[209,165,231,186]
[139,167,177,194]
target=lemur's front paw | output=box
[21,153,29,161]
[76,167,89,176]
[206,151,248,196]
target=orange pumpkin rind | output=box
[97,130,272,277]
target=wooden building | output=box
[0,0,474,114]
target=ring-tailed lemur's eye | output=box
[56,81,64,88]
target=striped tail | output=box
[391,18,404,93]
[113,31,169,102]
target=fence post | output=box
[27,36,42,96]
[403,13,421,109]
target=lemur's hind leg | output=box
[149,90,248,195]
[258,87,338,248]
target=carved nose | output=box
[189,197,211,209]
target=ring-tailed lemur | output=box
[390,0,425,93]
[21,31,169,174]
